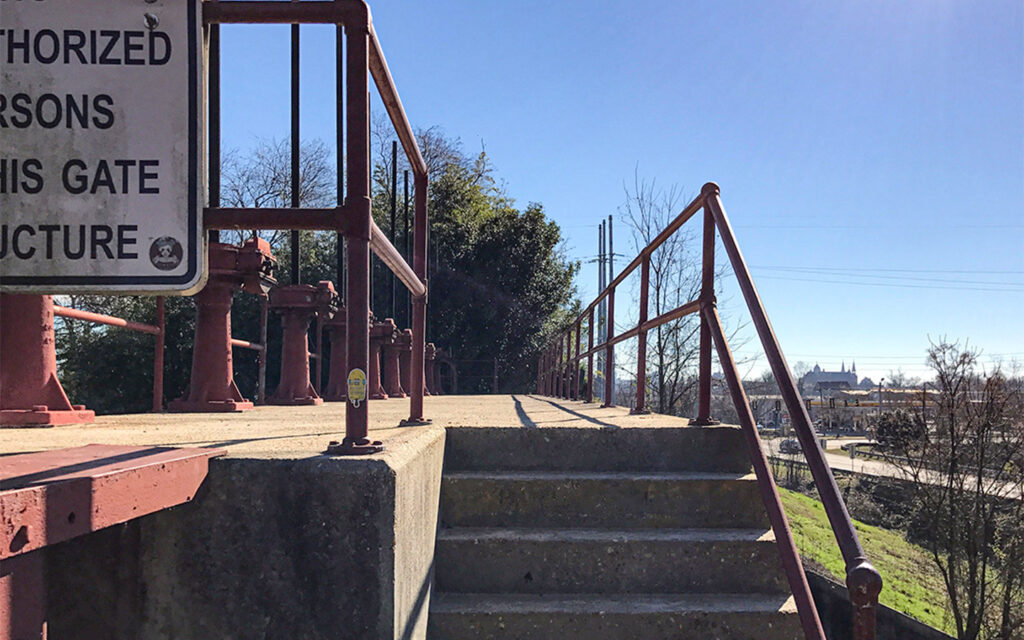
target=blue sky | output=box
[219,0,1023,383]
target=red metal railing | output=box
[203,0,431,451]
[537,182,883,640]
[55,296,270,409]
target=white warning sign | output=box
[0,0,204,292]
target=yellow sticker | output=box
[347,369,367,407]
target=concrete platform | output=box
[0,394,691,459]
[0,396,701,640]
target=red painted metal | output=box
[205,206,352,232]
[424,343,438,396]
[573,321,582,400]
[170,240,276,413]
[703,184,881,639]
[538,182,882,639]
[52,306,160,335]
[322,305,348,402]
[1,550,45,640]
[601,288,615,407]
[633,256,650,414]
[586,308,594,402]
[692,207,718,426]
[50,297,167,413]
[383,326,407,398]
[328,12,381,456]
[368,319,395,401]
[268,281,338,406]
[0,295,94,428]
[0,444,223,639]
[153,297,165,411]
[396,328,413,394]
[703,305,826,640]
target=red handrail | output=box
[537,182,883,640]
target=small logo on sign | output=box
[347,369,367,407]
[149,237,183,270]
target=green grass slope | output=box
[779,488,953,634]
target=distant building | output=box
[800,361,859,396]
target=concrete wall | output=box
[807,571,954,640]
[44,426,445,640]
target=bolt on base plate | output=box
[689,418,721,426]
[398,418,432,427]
[324,437,384,456]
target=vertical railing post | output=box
[693,197,717,425]
[564,331,572,399]
[328,7,383,454]
[557,335,565,398]
[152,296,165,412]
[586,307,594,403]
[407,171,429,423]
[633,257,650,414]
[602,288,615,407]
[573,320,581,400]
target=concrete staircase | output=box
[427,426,803,640]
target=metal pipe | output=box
[695,206,716,424]
[370,220,426,298]
[586,307,594,402]
[367,25,427,177]
[204,1,362,25]
[607,214,614,398]
[290,22,301,284]
[634,256,649,413]
[703,304,826,640]
[342,13,374,449]
[574,320,581,400]
[389,140,398,319]
[602,287,615,407]
[53,306,161,335]
[231,338,265,352]
[336,21,345,302]
[407,170,428,423]
[703,183,881,636]
[403,170,410,327]
[205,206,353,230]
[153,297,165,412]
[208,24,221,244]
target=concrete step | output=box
[443,426,751,473]
[428,592,802,640]
[440,471,770,529]
[434,527,788,596]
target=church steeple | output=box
[841,361,846,373]
[852,360,857,374]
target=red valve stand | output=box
[0,294,95,427]
[322,305,348,402]
[268,281,337,406]
[368,319,395,400]
[382,320,406,398]
[170,240,276,413]
[424,343,438,396]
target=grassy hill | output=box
[779,488,954,634]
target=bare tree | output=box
[619,171,702,415]
[221,137,336,252]
[889,340,1024,640]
